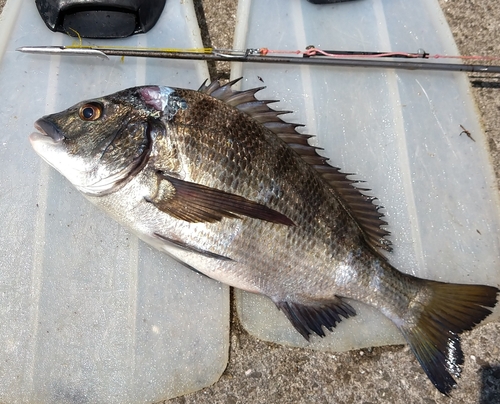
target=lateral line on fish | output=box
[199,79,392,251]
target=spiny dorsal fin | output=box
[199,78,392,252]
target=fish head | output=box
[29,86,187,196]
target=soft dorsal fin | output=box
[199,78,392,252]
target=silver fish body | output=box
[30,79,498,395]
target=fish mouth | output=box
[30,118,65,144]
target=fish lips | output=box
[30,118,65,145]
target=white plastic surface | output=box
[0,1,229,403]
[233,0,500,351]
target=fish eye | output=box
[78,103,103,121]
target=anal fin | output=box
[275,297,356,340]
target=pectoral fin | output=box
[148,172,294,226]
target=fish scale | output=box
[29,79,498,395]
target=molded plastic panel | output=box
[233,0,500,351]
[0,1,228,403]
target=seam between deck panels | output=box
[230,0,252,83]
[0,0,22,59]
[291,0,316,145]
[373,0,426,276]
[25,49,62,402]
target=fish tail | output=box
[397,280,498,395]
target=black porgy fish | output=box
[29,79,499,395]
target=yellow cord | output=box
[66,43,213,54]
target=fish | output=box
[29,78,498,395]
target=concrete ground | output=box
[1,0,499,403]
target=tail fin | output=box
[398,281,498,395]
